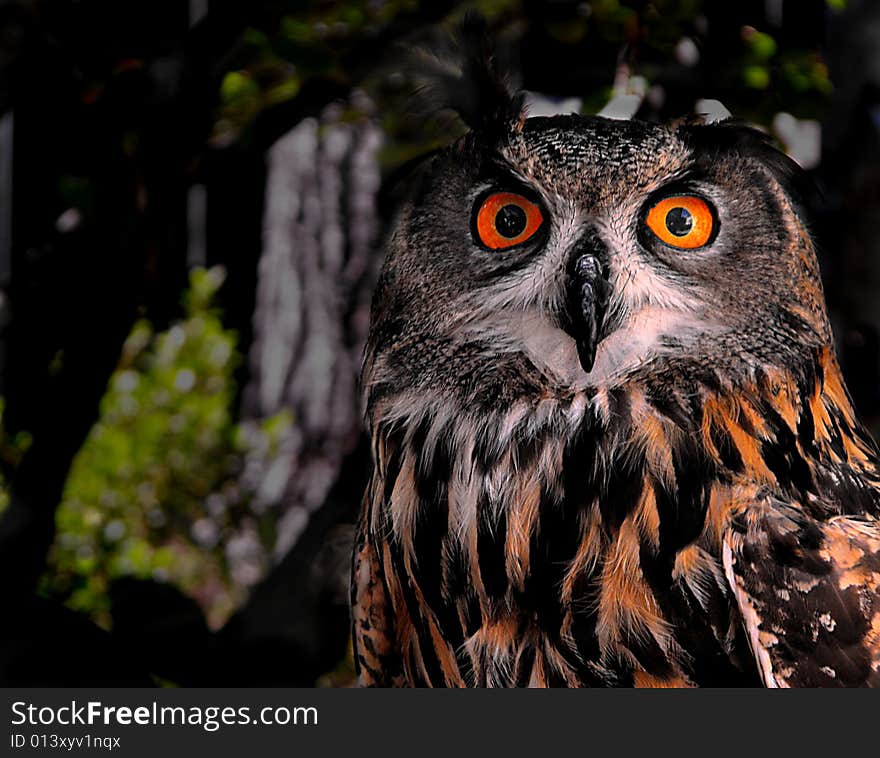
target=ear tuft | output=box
[410,12,525,139]
[679,120,819,210]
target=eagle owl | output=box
[351,21,880,687]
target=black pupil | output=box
[665,207,693,237]
[496,204,527,239]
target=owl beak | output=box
[564,251,611,374]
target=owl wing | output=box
[722,498,880,687]
[350,498,406,687]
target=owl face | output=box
[366,114,830,412]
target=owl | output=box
[351,19,880,687]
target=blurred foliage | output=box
[40,268,293,629]
[0,399,33,516]
[211,0,835,160]
[215,0,424,143]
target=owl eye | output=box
[645,195,715,249]
[475,192,544,250]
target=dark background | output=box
[0,0,878,686]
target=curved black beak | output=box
[563,250,611,374]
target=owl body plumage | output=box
[355,346,880,686]
[351,22,880,687]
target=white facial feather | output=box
[586,306,716,385]
[439,187,718,389]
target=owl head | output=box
[365,19,830,420]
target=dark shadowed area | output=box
[0,0,878,686]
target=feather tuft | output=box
[678,120,820,210]
[409,12,525,139]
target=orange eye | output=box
[645,195,715,249]
[475,192,544,250]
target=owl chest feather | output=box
[361,347,880,686]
